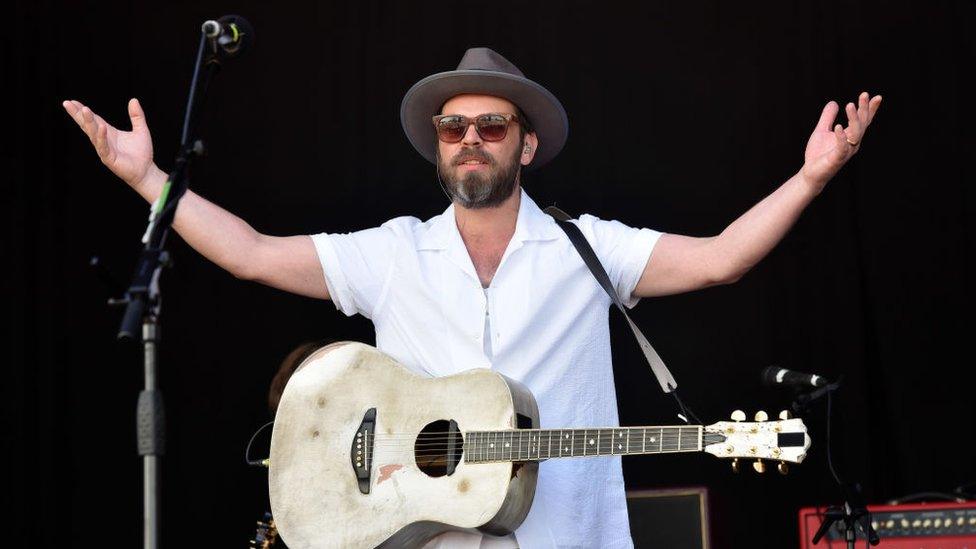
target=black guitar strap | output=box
[544,205,681,396]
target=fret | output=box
[571,429,580,457]
[546,430,552,459]
[626,428,632,454]
[504,430,511,461]
[534,431,542,460]
[516,430,524,461]
[642,428,647,454]
[657,428,664,453]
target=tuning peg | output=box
[731,458,740,473]
[754,410,768,422]
[777,461,789,475]
[753,459,766,474]
[779,410,791,420]
[731,410,746,422]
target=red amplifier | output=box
[798,501,976,548]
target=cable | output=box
[245,420,275,467]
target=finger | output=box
[867,95,882,124]
[845,102,862,142]
[833,124,851,160]
[128,98,148,131]
[815,101,839,133]
[79,106,101,143]
[857,92,870,124]
[94,119,111,160]
[64,100,87,129]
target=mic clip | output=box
[791,376,844,416]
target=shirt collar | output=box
[416,188,562,251]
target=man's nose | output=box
[461,122,482,146]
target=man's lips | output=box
[456,159,489,169]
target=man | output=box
[64,47,880,548]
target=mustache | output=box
[452,148,493,166]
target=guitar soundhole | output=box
[415,419,463,478]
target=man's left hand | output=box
[800,91,883,194]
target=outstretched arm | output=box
[634,92,882,298]
[63,99,330,299]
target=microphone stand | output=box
[111,24,226,549]
[792,379,881,548]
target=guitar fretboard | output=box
[463,426,705,463]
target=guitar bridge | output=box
[351,408,376,494]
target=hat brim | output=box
[400,70,568,170]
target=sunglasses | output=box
[432,113,521,143]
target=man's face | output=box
[435,94,531,209]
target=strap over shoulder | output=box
[544,205,678,394]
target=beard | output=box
[436,144,522,209]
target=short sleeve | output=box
[574,214,663,308]
[310,225,399,319]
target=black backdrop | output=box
[6,0,974,547]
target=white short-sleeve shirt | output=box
[311,189,662,549]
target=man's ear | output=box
[521,132,539,166]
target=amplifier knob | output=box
[933,518,942,528]
[885,520,894,529]
[958,516,966,526]
[968,517,976,526]
[901,518,910,528]
[923,519,931,528]
[871,521,879,531]
[912,519,921,528]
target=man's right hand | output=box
[61,97,330,300]
[62,98,165,197]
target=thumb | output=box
[128,98,148,131]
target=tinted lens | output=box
[436,116,467,142]
[476,115,509,141]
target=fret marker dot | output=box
[564,447,568,452]
[589,439,594,445]
[505,443,509,447]
[618,444,622,450]
[617,433,622,438]
[490,443,494,448]
[565,434,570,439]
[650,437,657,442]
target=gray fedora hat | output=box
[400,47,568,170]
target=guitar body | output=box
[269,342,539,548]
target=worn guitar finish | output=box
[268,342,811,548]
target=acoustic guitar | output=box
[268,342,811,548]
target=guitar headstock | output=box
[702,410,811,474]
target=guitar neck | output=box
[463,426,724,463]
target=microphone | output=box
[761,366,829,389]
[201,15,254,58]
